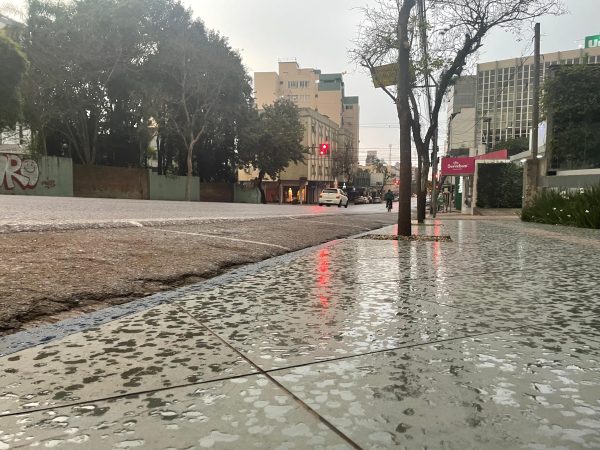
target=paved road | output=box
[0,195,407,231]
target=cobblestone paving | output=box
[0,220,599,449]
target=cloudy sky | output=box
[183,0,598,165]
[6,0,598,165]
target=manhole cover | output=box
[357,234,452,242]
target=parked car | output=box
[318,188,349,208]
[366,195,373,204]
[354,196,368,205]
[372,196,382,204]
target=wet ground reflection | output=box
[0,220,599,448]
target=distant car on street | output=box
[372,196,382,204]
[353,196,367,205]
[318,188,349,208]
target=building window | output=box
[299,80,309,88]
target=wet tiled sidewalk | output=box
[1,220,600,449]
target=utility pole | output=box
[531,22,541,161]
[524,23,541,207]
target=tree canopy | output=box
[493,137,529,156]
[3,0,254,188]
[0,30,28,130]
[544,64,600,170]
[353,0,564,223]
[238,99,306,204]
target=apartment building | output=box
[474,46,600,155]
[237,108,346,204]
[254,60,360,166]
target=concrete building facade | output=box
[237,108,343,204]
[446,76,477,155]
[474,46,600,155]
[254,60,360,167]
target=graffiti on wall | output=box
[0,154,40,189]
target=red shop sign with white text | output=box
[440,157,475,176]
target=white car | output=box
[318,188,349,208]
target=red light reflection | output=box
[317,248,330,309]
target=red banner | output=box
[440,157,475,176]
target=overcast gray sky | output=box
[184,0,598,165]
[6,0,599,165]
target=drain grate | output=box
[357,234,452,242]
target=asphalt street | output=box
[0,196,407,232]
[0,197,402,334]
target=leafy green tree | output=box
[24,0,162,163]
[543,64,600,170]
[148,18,252,199]
[238,99,306,204]
[0,30,28,130]
[493,137,529,157]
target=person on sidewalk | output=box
[384,189,394,211]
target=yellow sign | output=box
[372,63,398,88]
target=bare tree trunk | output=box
[416,155,424,222]
[396,0,416,237]
[419,159,430,221]
[256,170,267,204]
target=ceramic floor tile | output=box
[178,280,520,370]
[0,374,351,450]
[0,305,256,416]
[273,328,600,449]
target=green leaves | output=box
[543,65,600,171]
[21,0,253,178]
[522,185,600,229]
[0,30,28,130]
[476,163,523,208]
[238,99,305,181]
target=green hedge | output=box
[476,163,523,208]
[521,185,600,229]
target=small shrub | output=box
[521,185,600,229]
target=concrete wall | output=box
[149,172,199,201]
[451,107,476,155]
[0,154,73,197]
[199,182,233,203]
[234,183,261,203]
[74,165,149,199]
[541,174,600,190]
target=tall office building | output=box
[474,46,600,155]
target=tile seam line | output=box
[0,320,568,420]
[262,323,539,375]
[173,303,363,450]
[0,370,259,419]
